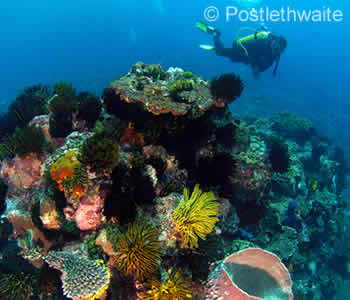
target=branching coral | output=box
[172,184,219,248]
[140,268,192,300]
[0,272,36,300]
[114,221,162,281]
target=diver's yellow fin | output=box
[196,20,215,34]
[199,44,214,50]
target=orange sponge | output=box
[50,150,80,191]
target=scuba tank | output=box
[236,26,270,57]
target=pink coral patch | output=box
[75,195,104,230]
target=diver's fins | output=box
[196,20,216,35]
[199,44,215,50]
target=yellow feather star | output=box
[172,184,219,248]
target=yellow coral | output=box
[114,222,161,281]
[140,268,192,300]
[172,184,219,248]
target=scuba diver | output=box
[196,20,287,78]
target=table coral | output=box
[43,251,110,300]
[106,62,215,118]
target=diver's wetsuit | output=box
[213,32,287,76]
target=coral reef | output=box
[105,62,238,119]
[0,63,348,300]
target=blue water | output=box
[1,0,350,298]
[1,0,349,155]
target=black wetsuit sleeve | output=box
[213,35,235,58]
[273,55,280,76]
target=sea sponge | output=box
[80,132,120,175]
[50,150,81,191]
[172,184,219,248]
[114,221,161,281]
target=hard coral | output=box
[210,73,244,106]
[114,221,162,281]
[44,251,110,300]
[172,184,219,248]
[80,132,120,176]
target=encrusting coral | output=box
[172,184,219,248]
